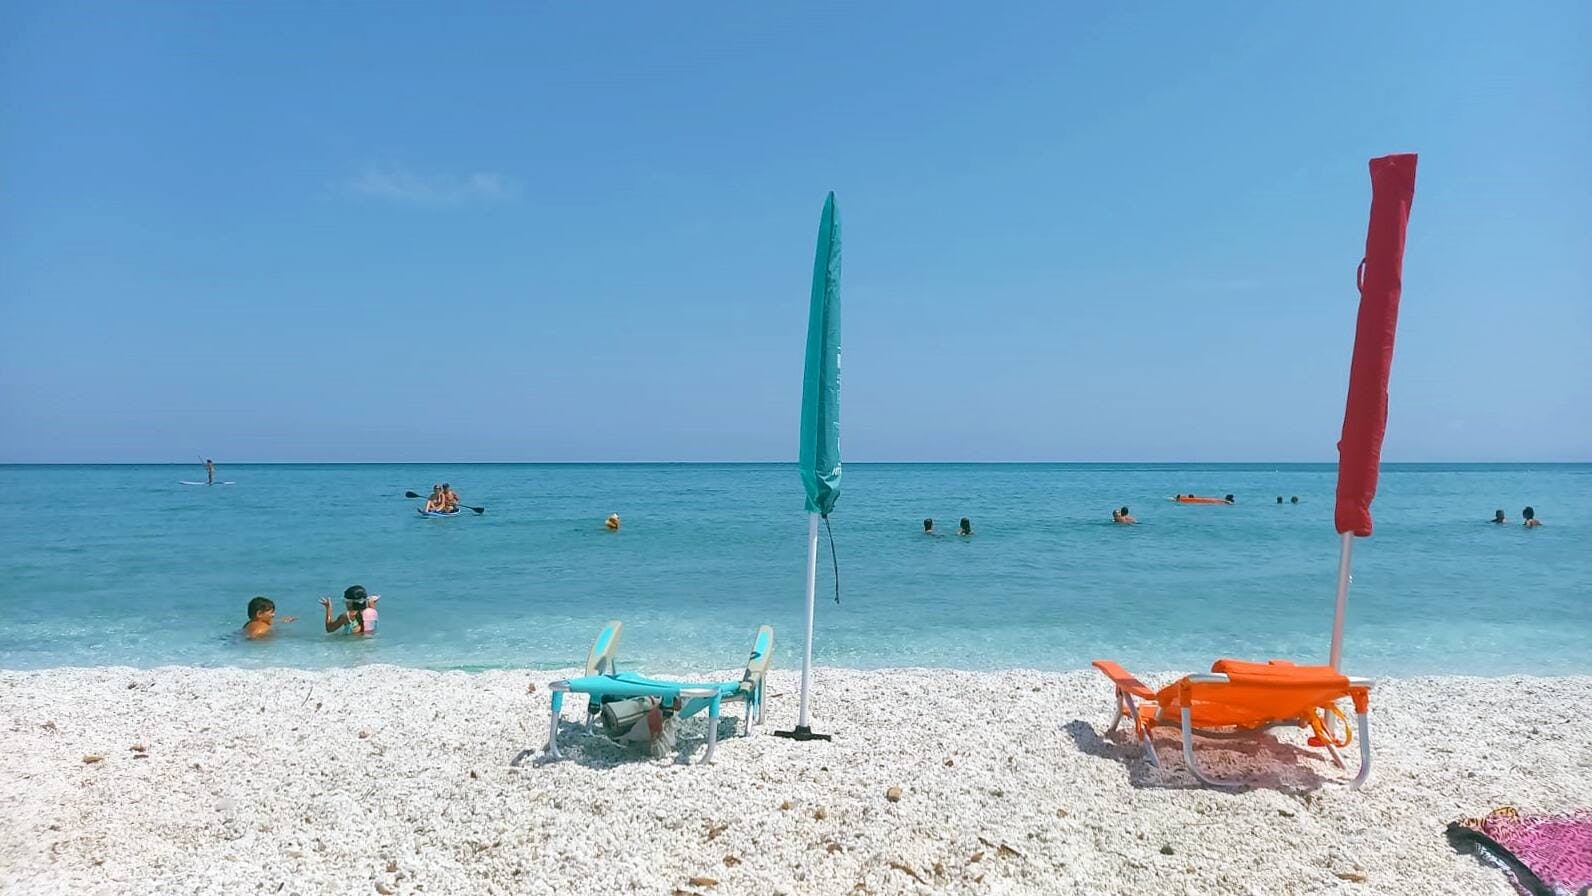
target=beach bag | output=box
[600,697,653,738]
[601,696,678,758]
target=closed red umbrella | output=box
[1330,153,1418,670]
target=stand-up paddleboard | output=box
[418,507,461,518]
[180,481,236,485]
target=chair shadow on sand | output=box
[510,715,743,769]
[1063,719,1339,793]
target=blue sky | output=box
[2,3,1587,462]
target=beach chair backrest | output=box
[743,624,774,684]
[586,619,623,676]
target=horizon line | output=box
[2,459,1588,467]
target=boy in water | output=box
[1116,506,1137,524]
[321,585,379,635]
[242,596,295,639]
[923,518,937,535]
[1522,507,1542,528]
[958,517,973,536]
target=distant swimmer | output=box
[605,513,621,531]
[1522,507,1542,528]
[322,585,379,635]
[923,517,937,535]
[958,517,973,536]
[205,458,216,486]
[1226,494,1235,504]
[1290,496,1299,504]
[1490,510,1508,525]
[242,596,295,640]
[1114,506,1136,525]
[1277,496,1284,504]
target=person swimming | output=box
[1277,496,1283,504]
[1290,496,1298,504]
[322,585,378,635]
[605,513,621,530]
[1224,494,1235,504]
[923,517,936,535]
[958,517,972,536]
[1522,506,1542,528]
[1117,506,1136,524]
[242,596,295,640]
[1490,509,1508,524]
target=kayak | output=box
[418,508,461,518]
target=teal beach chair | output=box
[545,622,774,764]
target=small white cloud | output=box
[346,164,521,205]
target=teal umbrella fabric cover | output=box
[800,192,843,517]
[778,192,841,741]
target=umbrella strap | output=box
[822,514,840,604]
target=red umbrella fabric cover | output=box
[1334,153,1418,538]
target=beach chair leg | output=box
[1108,691,1128,734]
[743,697,754,736]
[1324,740,1346,769]
[1349,712,1372,790]
[701,696,722,764]
[1181,708,1243,788]
[546,691,564,760]
[1140,732,1161,769]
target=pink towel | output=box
[1449,807,1592,896]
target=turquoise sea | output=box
[0,463,1586,676]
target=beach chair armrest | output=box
[1092,660,1154,700]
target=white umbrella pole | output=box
[796,511,820,728]
[1329,531,1354,670]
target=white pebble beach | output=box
[3,666,1589,895]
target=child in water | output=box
[242,596,295,639]
[321,585,379,635]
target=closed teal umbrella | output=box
[777,192,841,741]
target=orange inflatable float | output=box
[1175,494,1234,504]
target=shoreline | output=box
[4,666,1589,894]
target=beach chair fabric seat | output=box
[1093,657,1374,789]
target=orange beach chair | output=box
[1092,658,1373,788]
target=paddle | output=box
[404,491,485,514]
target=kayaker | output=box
[423,485,446,513]
[442,484,460,513]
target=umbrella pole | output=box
[776,512,831,740]
[1329,531,1354,670]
